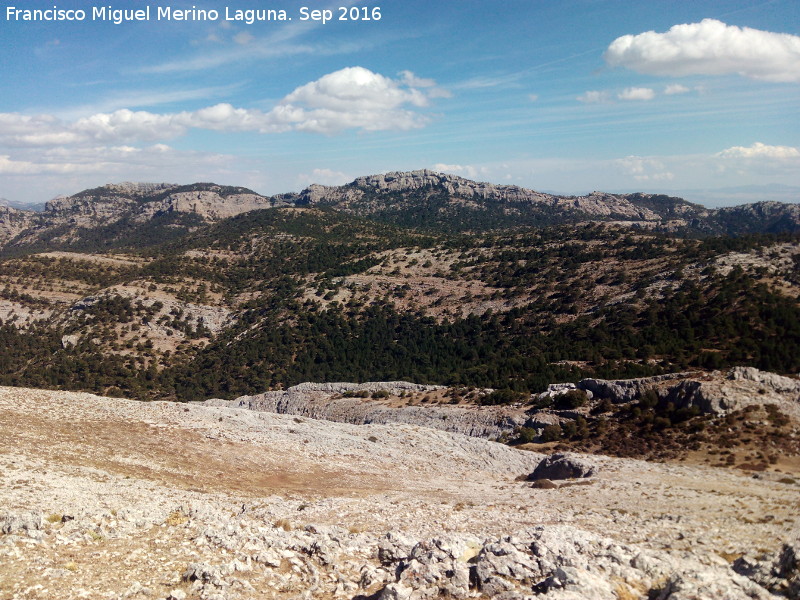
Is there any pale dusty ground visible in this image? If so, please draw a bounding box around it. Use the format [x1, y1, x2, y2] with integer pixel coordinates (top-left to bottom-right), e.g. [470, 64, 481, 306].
[0, 386, 798, 599]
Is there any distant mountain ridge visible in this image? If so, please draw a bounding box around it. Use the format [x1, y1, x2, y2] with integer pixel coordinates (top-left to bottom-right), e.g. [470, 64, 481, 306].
[290, 170, 704, 231]
[289, 170, 800, 235]
[1, 170, 798, 253]
[0, 182, 288, 253]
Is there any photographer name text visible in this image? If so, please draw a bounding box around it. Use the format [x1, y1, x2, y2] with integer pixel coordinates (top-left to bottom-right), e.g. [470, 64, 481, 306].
[5, 5, 382, 25]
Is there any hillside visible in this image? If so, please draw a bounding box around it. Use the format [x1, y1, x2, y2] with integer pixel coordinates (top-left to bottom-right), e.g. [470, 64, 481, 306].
[1, 173, 799, 599]
[0, 173, 798, 401]
[1, 387, 798, 599]
[0, 182, 287, 254]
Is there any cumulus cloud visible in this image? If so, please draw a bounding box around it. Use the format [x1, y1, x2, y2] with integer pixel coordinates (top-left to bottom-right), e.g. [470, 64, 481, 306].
[0, 67, 444, 146]
[179, 103, 268, 132]
[716, 142, 800, 159]
[604, 19, 800, 82]
[276, 66, 433, 133]
[664, 84, 690, 95]
[576, 90, 610, 103]
[74, 109, 186, 142]
[617, 87, 655, 101]
[0, 67, 446, 200]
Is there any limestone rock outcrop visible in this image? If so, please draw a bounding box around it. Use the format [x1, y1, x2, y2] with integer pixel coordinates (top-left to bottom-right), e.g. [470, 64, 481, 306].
[207, 381, 529, 440]
[527, 453, 597, 481]
[207, 367, 800, 443]
[574, 367, 800, 418]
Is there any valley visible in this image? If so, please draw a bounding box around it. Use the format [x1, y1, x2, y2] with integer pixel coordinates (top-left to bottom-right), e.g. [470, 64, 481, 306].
[0, 171, 799, 598]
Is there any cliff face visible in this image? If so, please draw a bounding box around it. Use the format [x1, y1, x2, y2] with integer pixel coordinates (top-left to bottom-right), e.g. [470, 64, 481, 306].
[43, 183, 278, 224]
[574, 366, 800, 419]
[0, 205, 35, 246]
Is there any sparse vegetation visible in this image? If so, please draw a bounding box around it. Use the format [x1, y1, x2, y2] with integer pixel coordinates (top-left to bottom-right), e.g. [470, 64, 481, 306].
[0, 191, 796, 404]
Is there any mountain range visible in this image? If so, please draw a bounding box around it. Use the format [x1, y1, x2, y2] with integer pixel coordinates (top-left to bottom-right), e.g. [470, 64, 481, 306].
[1, 170, 799, 255]
[0, 170, 798, 402]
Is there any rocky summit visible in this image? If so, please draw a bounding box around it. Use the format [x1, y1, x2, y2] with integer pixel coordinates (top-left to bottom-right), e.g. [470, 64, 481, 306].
[289, 170, 799, 234]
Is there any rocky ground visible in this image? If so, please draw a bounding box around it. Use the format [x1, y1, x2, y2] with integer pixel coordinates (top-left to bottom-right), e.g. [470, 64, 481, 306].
[1, 386, 798, 600]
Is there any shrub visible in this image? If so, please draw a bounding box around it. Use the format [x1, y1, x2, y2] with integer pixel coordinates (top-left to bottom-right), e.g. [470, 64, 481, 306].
[555, 389, 588, 409]
[516, 427, 537, 444]
[541, 424, 562, 442]
[639, 389, 659, 409]
[654, 416, 672, 430]
[480, 388, 527, 406]
[592, 398, 614, 414]
[274, 518, 292, 531]
[561, 421, 578, 438]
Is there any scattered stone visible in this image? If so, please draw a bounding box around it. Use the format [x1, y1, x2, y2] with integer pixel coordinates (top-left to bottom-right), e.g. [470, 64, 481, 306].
[0, 383, 796, 600]
[1, 512, 43, 535]
[528, 453, 596, 481]
[378, 582, 414, 600]
[530, 479, 559, 489]
[733, 533, 800, 598]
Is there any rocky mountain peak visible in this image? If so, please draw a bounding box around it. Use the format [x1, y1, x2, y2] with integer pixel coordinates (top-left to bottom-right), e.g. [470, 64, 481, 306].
[296, 170, 677, 225]
[45, 182, 180, 212]
[104, 182, 179, 197]
[351, 170, 556, 202]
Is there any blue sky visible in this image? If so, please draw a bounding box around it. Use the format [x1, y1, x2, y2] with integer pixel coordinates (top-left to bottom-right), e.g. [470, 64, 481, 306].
[1, 0, 798, 206]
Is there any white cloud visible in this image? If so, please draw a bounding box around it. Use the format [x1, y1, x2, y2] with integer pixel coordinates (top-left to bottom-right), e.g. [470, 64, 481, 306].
[400, 70, 451, 99]
[615, 156, 674, 182]
[284, 67, 428, 111]
[0, 67, 444, 146]
[528, 94, 539, 102]
[399, 70, 435, 88]
[432, 163, 485, 179]
[296, 168, 352, 187]
[617, 87, 656, 101]
[0, 67, 445, 201]
[716, 142, 800, 159]
[605, 19, 800, 82]
[233, 32, 254, 45]
[0, 153, 114, 175]
[276, 66, 433, 133]
[73, 109, 186, 142]
[664, 84, 690, 95]
[576, 90, 610, 103]
[453, 73, 525, 90]
[0, 143, 248, 187]
[178, 103, 268, 132]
